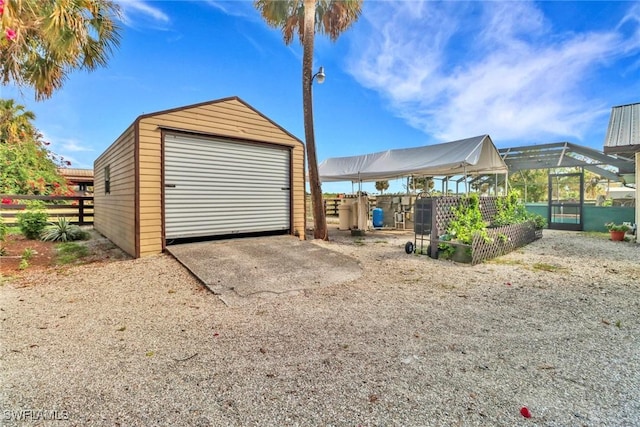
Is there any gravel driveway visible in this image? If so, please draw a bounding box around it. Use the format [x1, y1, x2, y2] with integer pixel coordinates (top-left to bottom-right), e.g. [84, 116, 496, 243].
[1, 229, 639, 426]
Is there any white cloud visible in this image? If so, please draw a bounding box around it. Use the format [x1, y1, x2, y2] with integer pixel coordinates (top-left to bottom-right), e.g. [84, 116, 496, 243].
[115, 0, 170, 29]
[59, 138, 94, 153]
[347, 1, 640, 145]
[202, 0, 257, 19]
[40, 132, 93, 169]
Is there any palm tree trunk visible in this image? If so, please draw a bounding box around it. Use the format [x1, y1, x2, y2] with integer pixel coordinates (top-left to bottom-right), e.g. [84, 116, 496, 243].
[302, 0, 328, 240]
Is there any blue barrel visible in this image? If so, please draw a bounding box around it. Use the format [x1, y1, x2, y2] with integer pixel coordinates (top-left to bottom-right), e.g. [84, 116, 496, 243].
[372, 208, 384, 228]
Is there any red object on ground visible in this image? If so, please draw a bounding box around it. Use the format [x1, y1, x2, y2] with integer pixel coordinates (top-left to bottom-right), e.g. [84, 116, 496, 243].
[520, 406, 532, 418]
[506, 282, 512, 286]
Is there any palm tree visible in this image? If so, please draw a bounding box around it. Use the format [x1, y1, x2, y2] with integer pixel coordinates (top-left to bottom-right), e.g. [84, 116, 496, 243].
[585, 174, 602, 200]
[375, 180, 389, 194]
[0, 98, 70, 194]
[0, 99, 36, 143]
[255, 0, 362, 240]
[0, 0, 121, 100]
[408, 176, 434, 193]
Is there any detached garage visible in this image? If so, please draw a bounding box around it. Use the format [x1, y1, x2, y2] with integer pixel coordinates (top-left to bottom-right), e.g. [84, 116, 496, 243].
[94, 97, 306, 258]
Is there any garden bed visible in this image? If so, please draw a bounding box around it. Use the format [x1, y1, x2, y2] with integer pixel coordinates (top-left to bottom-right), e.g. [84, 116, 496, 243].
[437, 222, 542, 265]
[471, 221, 541, 264]
[0, 234, 57, 273]
[429, 193, 546, 265]
[0, 229, 129, 276]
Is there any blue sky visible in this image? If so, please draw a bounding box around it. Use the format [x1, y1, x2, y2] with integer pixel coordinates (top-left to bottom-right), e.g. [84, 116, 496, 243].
[2, 0, 640, 194]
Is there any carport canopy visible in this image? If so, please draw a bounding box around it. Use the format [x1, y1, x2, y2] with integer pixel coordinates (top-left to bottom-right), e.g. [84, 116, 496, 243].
[318, 135, 507, 183]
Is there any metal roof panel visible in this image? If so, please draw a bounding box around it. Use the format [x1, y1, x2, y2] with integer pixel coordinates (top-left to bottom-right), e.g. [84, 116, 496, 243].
[604, 103, 640, 154]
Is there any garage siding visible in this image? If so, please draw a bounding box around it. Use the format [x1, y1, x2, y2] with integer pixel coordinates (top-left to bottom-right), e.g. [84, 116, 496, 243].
[164, 134, 291, 239]
[93, 124, 137, 257]
[137, 122, 163, 257]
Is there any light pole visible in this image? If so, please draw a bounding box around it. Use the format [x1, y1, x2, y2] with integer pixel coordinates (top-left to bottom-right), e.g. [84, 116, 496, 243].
[312, 66, 325, 84]
[305, 64, 327, 239]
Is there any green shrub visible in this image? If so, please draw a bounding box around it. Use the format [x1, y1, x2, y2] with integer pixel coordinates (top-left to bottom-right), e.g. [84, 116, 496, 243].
[21, 247, 35, 261]
[41, 217, 88, 242]
[0, 215, 7, 241]
[16, 201, 48, 239]
[447, 193, 489, 244]
[492, 190, 529, 226]
[529, 213, 547, 229]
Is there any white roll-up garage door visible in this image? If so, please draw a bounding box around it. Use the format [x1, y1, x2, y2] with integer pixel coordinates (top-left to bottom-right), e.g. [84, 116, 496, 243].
[164, 133, 291, 240]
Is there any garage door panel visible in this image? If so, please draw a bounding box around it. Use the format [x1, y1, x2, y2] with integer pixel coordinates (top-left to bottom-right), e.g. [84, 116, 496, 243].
[165, 205, 291, 216]
[164, 174, 288, 187]
[164, 134, 291, 239]
[166, 158, 289, 173]
[166, 144, 288, 163]
[164, 189, 289, 200]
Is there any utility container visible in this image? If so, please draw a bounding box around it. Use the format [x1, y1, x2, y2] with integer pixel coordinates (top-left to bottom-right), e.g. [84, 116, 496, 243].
[372, 207, 384, 228]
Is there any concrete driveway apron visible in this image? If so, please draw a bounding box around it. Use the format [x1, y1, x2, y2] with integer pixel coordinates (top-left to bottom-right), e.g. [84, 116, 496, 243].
[166, 235, 362, 306]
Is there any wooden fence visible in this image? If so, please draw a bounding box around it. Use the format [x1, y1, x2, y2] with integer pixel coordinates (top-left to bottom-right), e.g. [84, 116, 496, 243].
[306, 196, 378, 218]
[0, 194, 94, 226]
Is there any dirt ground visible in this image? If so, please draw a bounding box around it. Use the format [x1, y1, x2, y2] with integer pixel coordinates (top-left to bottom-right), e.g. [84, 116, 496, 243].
[0, 234, 57, 273]
[0, 229, 129, 276]
[1, 227, 639, 426]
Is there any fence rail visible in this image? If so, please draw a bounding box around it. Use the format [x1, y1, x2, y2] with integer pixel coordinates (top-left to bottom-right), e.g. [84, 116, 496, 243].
[306, 196, 378, 218]
[0, 194, 94, 226]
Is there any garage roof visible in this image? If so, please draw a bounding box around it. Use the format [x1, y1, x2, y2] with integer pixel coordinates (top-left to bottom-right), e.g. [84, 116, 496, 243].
[604, 102, 640, 155]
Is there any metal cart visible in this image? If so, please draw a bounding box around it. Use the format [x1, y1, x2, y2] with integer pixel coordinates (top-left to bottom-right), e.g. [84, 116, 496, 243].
[404, 192, 436, 257]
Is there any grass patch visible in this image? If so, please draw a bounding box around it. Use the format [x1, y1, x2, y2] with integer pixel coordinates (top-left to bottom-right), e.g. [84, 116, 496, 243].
[578, 231, 610, 240]
[55, 242, 90, 265]
[487, 259, 525, 266]
[6, 226, 22, 233]
[353, 238, 365, 246]
[0, 274, 18, 286]
[531, 262, 565, 272]
[374, 240, 388, 244]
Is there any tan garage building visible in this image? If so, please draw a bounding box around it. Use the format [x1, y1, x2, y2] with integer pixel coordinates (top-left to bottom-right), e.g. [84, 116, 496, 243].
[94, 97, 306, 258]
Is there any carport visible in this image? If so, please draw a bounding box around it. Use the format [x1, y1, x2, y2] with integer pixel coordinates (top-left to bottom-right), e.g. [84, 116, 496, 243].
[318, 135, 508, 229]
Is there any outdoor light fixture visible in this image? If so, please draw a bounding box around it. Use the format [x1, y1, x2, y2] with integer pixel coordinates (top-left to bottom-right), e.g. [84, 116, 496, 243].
[312, 66, 325, 84]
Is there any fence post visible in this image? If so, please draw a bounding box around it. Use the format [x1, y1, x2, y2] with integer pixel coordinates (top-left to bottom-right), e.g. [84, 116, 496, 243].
[79, 198, 85, 225]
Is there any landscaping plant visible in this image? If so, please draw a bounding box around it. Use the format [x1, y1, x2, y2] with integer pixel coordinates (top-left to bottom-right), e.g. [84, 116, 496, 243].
[0, 214, 6, 241]
[446, 193, 490, 245]
[492, 190, 547, 229]
[492, 191, 529, 226]
[21, 247, 35, 260]
[0, 215, 6, 255]
[41, 217, 88, 242]
[16, 201, 48, 239]
[605, 222, 630, 232]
